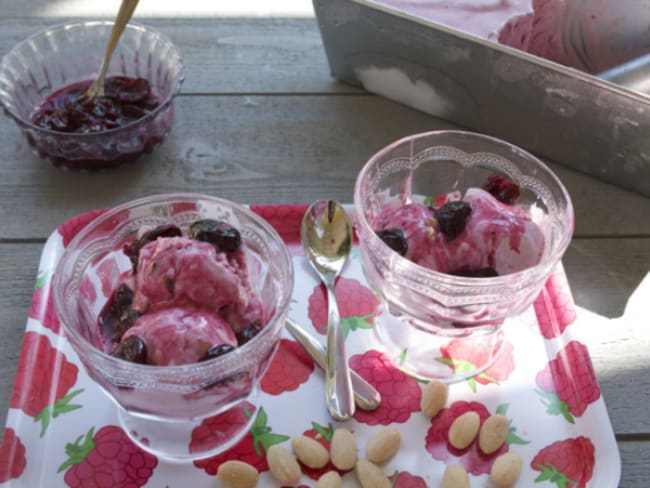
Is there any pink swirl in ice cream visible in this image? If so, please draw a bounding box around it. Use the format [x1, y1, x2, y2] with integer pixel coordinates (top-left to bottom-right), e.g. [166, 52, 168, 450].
[373, 178, 546, 276]
[99, 220, 264, 366]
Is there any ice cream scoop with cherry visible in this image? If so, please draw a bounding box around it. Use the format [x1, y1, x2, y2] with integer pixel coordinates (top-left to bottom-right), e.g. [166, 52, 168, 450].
[373, 175, 546, 277]
[99, 219, 264, 366]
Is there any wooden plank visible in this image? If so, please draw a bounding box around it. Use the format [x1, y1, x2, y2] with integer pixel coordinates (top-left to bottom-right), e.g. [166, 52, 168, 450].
[0, 95, 648, 238]
[0, 17, 359, 94]
[618, 441, 650, 487]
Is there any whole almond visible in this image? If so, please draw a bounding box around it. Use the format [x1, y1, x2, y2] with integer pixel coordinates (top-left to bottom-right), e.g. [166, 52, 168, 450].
[355, 459, 391, 488]
[315, 471, 343, 488]
[366, 427, 401, 464]
[479, 414, 509, 454]
[442, 464, 469, 488]
[266, 444, 301, 485]
[292, 435, 330, 468]
[330, 427, 357, 470]
[216, 460, 259, 488]
[491, 451, 523, 487]
[448, 411, 480, 450]
[420, 380, 449, 417]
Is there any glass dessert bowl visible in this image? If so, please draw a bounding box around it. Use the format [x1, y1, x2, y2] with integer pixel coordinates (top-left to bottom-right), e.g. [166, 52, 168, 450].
[53, 194, 294, 461]
[354, 130, 574, 382]
[0, 21, 184, 171]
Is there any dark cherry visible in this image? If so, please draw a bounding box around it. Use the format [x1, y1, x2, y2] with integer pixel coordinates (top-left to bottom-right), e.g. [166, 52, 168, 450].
[98, 284, 140, 342]
[434, 201, 472, 240]
[483, 174, 521, 205]
[123, 224, 182, 270]
[189, 219, 241, 253]
[235, 321, 262, 345]
[199, 344, 236, 362]
[111, 335, 147, 364]
[376, 228, 408, 256]
[30, 76, 160, 134]
[449, 266, 499, 278]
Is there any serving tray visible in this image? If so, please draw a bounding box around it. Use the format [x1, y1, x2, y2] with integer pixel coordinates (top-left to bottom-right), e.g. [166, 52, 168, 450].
[0, 205, 620, 487]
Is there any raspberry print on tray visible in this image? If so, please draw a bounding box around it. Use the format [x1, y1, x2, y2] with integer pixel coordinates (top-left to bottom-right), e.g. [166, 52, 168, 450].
[57, 425, 158, 488]
[307, 277, 378, 338]
[535, 341, 601, 423]
[425, 401, 529, 476]
[531, 436, 595, 488]
[260, 338, 315, 395]
[0, 428, 26, 483]
[10, 332, 83, 437]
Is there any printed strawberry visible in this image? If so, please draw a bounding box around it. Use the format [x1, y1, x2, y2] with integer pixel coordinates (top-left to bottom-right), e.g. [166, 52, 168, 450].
[58, 425, 157, 487]
[535, 341, 600, 423]
[307, 278, 378, 338]
[426, 401, 509, 475]
[10, 332, 83, 436]
[390, 469, 428, 487]
[58, 209, 107, 246]
[531, 436, 595, 488]
[299, 421, 353, 480]
[438, 335, 515, 392]
[192, 404, 289, 475]
[28, 270, 61, 334]
[250, 204, 309, 247]
[261, 338, 315, 395]
[0, 428, 26, 482]
[534, 271, 577, 339]
[350, 350, 421, 425]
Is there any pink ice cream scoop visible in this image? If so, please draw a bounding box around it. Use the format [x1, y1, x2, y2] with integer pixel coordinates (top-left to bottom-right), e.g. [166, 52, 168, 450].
[122, 308, 238, 366]
[374, 187, 545, 275]
[499, 0, 650, 73]
[132, 236, 248, 315]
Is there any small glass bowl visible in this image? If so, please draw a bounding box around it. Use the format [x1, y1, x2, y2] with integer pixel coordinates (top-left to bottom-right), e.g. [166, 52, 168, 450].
[354, 130, 574, 382]
[0, 21, 184, 171]
[53, 194, 294, 460]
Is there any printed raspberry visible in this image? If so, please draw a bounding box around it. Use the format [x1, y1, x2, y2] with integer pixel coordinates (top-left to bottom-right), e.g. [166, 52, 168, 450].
[425, 401, 509, 475]
[192, 404, 289, 475]
[250, 204, 309, 254]
[58, 425, 158, 487]
[58, 209, 107, 246]
[28, 270, 61, 334]
[307, 277, 378, 337]
[531, 436, 595, 488]
[261, 338, 315, 395]
[438, 336, 515, 392]
[350, 350, 421, 425]
[390, 469, 428, 487]
[534, 271, 577, 339]
[535, 341, 600, 423]
[0, 428, 26, 482]
[299, 422, 353, 480]
[10, 332, 83, 436]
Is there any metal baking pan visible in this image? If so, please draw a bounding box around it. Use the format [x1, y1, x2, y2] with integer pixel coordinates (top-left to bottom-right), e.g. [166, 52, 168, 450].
[312, 0, 650, 197]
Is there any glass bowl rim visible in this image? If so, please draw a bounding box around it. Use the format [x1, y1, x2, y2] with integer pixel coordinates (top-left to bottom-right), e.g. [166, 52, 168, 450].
[52, 192, 295, 374]
[0, 20, 185, 137]
[353, 129, 575, 286]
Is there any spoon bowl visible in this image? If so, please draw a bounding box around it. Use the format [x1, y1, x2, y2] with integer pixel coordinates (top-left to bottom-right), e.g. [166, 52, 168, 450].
[301, 200, 356, 421]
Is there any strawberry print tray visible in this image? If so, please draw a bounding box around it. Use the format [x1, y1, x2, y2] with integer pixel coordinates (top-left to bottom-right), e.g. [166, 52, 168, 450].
[0, 205, 620, 487]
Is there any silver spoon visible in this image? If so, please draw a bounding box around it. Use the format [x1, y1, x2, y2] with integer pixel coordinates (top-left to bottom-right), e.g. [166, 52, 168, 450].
[301, 200, 355, 421]
[79, 0, 140, 100]
[285, 318, 381, 411]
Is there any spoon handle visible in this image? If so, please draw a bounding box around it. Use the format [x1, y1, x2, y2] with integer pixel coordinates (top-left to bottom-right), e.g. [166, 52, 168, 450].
[86, 0, 140, 98]
[324, 281, 356, 421]
[285, 318, 381, 411]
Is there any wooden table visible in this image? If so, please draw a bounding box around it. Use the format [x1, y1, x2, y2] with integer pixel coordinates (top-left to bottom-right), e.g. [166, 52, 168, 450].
[1, 2, 649, 486]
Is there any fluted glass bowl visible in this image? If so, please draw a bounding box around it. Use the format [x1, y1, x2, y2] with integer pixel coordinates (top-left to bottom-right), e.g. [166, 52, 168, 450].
[53, 194, 294, 460]
[354, 130, 574, 382]
[0, 21, 184, 171]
